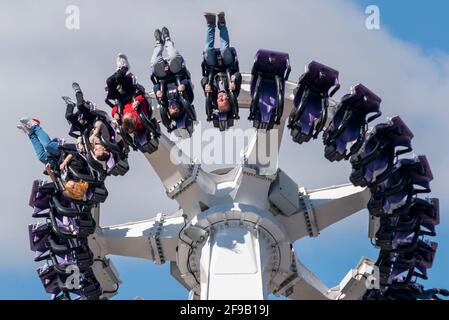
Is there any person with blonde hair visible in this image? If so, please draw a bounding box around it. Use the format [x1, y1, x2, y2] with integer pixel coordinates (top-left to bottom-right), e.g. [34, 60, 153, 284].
[18, 118, 90, 201]
[45, 163, 89, 201]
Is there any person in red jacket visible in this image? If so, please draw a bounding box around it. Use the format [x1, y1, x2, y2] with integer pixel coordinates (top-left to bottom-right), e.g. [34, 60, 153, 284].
[112, 94, 150, 135]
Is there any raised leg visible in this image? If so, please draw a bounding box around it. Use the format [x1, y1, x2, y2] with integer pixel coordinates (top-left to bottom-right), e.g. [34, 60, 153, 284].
[165, 40, 184, 74]
[150, 44, 166, 78]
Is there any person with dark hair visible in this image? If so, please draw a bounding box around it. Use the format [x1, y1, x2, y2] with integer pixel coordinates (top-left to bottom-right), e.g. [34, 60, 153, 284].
[111, 94, 151, 136]
[201, 12, 241, 119]
[63, 82, 112, 162]
[63, 82, 97, 136]
[151, 27, 194, 130]
[104, 53, 151, 136]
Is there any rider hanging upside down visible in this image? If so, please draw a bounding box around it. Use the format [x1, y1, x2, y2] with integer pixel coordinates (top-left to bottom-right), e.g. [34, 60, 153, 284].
[151, 27, 196, 136]
[105, 54, 151, 135]
[17, 119, 89, 201]
[105, 54, 137, 110]
[111, 92, 151, 136]
[201, 12, 241, 130]
[63, 82, 97, 136]
[105, 54, 160, 154]
[63, 82, 111, 162]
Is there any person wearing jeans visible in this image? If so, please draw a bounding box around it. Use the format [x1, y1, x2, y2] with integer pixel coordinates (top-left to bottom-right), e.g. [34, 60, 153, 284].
[204, 12, 234, 67]
[201, 12, 241, 117]
[18, 118, 90, 201]
[17, 118, 61, 169]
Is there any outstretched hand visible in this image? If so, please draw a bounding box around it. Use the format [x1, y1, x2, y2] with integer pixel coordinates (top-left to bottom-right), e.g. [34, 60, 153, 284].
[59, 162, 67, 171]
[156, 90, 163, 98]
[132, 100, 140, 110]
[229, 82, 236, 91]
[45, 163, 57, 184]
[205, 84, 213, 93]
[177, 84, 186, 92]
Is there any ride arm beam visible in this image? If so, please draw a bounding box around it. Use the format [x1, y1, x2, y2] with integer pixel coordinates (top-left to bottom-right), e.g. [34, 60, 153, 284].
[274, 255, 376, 300]
[275, 184, 371, 242]
[308, 184, 371, 233]
[90, 212, 185, 264]
[144, 133, 193, 195]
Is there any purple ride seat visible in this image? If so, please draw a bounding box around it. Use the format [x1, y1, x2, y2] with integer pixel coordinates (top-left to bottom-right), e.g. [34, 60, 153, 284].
[395, 198, 440, 236]
[417, 198, 440, 235]
[29, 180, 54, 215]
[29, 222, 93, 270]
[133, 126, 160, 154]
[288, 61, 340, 144]
[50, 209, 96, 239]
[81, 119, 130, 178]
[29, 223, 53, 259]
[323, 84, 382, 162]
[249, 49, 291, 130]
[38, 264, 101, 300]
[156, 81, 195, 137]
[383, 281, 424, 300]
[368, 155, 433, 217]
[350, 116, 414, 187]
[171, 111, 195, 139]
[67, 102, 106, 138]
[202, 48, 240, 130]
[390, 240, 438, 283]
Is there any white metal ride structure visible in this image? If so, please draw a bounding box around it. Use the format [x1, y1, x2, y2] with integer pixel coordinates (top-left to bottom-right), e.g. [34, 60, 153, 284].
[27, 47, 443, 300]
[86, 73, 380, 300]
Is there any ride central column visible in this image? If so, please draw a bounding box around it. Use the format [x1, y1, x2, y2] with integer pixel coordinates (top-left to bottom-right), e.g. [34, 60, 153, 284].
[199, 219, 273, 300]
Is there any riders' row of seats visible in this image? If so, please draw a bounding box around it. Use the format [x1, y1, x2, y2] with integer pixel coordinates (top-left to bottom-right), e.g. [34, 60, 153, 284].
[28, 179, 102, 300]
[286, 60, 443, 300]
[365, 154, 440, 299]
[108, 48, 295, 136]
[288, 62, 382, 163]
[27, 88, 136, 299]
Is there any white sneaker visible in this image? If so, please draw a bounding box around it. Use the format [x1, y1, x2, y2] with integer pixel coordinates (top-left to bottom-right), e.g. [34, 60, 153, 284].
[20, 117, 40, 129]
[17, 124, 31, 135]
[62, 96, 75, 106]
[116, 53, 130, 70]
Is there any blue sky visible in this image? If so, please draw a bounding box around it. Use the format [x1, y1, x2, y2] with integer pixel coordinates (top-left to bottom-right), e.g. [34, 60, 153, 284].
[1, 0, 448, 300]
[356, 0, 449, 52]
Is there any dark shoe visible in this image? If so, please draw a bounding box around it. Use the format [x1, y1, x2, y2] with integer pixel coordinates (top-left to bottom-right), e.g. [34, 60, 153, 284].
[204, 12, 216, 26]
[72, 82, 82, 93]
[72, 82, 84, 105]
[217, 12, 226, 26]
[161, 27, 171, 42]
[154, 28, 163, 44]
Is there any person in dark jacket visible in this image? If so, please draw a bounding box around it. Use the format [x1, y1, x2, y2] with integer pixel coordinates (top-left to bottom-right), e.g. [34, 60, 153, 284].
[151, 27, 195, 130]
[63, 82, 97, 136]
